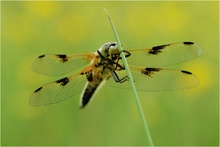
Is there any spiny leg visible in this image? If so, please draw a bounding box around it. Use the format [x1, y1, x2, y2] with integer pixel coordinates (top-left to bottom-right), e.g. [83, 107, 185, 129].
[114, 50, 131, 70]
[110, 69, 129, 83]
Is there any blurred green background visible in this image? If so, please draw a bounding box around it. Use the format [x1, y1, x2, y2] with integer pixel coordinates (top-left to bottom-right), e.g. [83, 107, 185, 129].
[1, 1, 219, 146]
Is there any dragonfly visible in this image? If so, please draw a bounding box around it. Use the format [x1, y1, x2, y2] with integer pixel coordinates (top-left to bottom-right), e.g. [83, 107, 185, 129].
[30, 41, 202, 108]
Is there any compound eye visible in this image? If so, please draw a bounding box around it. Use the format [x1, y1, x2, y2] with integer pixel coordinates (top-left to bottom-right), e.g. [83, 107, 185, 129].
[109, 42, 118, 50]
[102, 43, 110, 51]
[110, 42, 118, 47]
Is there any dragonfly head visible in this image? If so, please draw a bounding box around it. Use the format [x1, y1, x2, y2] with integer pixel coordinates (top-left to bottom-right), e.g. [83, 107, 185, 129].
[98, 42, 118, 57]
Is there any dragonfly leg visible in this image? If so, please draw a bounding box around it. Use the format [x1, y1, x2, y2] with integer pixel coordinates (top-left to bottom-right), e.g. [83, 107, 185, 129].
[117, 50, 131, 59]
[97, 50, 106, 60]
[97, 50, 123, 70]
[97, 49, 131, 71]
[110, 69, 129, 83]
[122, 50, 131, 58]
[97, 50, 129, 83]
[114, 50, 131, 70]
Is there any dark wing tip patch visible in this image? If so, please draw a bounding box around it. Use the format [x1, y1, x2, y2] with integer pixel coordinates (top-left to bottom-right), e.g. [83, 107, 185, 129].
[181, 70, 192, 74]
[183, 42, 194, 45]
[34, 87, 43, 93]
[56, 77, 69, 86]
[38, 55, 45, 58]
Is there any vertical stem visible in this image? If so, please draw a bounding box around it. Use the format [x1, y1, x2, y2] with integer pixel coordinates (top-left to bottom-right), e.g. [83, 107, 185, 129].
[104, 9, 154, 146]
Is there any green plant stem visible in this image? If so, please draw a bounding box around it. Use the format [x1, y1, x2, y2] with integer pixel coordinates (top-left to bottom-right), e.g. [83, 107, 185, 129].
[104, 9, 154, 146]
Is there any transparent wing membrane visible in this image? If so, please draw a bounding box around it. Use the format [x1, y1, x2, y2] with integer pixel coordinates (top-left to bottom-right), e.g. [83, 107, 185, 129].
[126, 42, 202, 67]
[32, 53, 95, 76]
[30, 72, 87, 106]
[107, 65, 199, 91]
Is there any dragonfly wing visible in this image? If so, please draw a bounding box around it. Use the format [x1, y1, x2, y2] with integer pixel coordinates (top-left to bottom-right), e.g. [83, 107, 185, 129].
[32, 53, 95, 76]
[30, 72, 87, 106]
[126, 42, 202, 67]
[106, 65, 199, 91]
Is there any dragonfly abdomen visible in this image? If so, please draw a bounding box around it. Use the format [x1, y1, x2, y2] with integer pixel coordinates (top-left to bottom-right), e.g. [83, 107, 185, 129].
[80, 79, 104, 108]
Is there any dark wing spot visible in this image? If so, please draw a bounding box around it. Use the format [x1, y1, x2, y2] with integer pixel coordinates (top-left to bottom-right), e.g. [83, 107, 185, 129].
[149, 44, 169, 55]
[57, 54, 68, 62]
[183, 42, 194, 45]
[56, 77, 69, 86]
[38, 55, 45, 58]
[181, 70, 192, 74]
[34, 87, 43, 93]
[142, 68, 161, 76]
